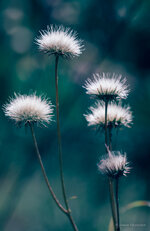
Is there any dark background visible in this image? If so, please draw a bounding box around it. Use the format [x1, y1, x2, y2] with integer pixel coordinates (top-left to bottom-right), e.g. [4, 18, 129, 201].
[0, 0, 150, 230]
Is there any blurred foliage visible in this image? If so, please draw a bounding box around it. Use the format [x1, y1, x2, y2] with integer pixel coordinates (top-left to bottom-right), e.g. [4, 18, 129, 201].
[109, 201, 150, 231]
[0, 0, 150, 230]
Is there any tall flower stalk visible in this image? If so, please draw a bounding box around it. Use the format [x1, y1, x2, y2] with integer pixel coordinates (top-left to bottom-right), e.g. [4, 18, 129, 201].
[54, 55, 67, 206]
[84, 73, 132, 231]
[36, 25, 83, 231]
[54, 55, 78, 231]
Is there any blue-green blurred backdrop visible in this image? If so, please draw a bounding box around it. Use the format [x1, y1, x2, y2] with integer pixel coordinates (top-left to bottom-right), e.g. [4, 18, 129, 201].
[0, 0, 150, 230]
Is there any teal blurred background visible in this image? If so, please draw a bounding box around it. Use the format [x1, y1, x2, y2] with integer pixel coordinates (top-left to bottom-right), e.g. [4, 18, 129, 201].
[0, 0, 150, 230]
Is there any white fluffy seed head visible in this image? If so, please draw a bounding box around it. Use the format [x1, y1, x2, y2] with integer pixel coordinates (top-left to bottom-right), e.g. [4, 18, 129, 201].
[36, 25, 83, 59]
[84, 102, 132, 129]
[98, 151, 130, 178]
[83, 73, 129, 101]
[3, 94, 54, 127]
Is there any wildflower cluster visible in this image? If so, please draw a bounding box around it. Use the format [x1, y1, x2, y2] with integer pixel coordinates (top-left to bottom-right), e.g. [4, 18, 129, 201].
[84, 72, 132, 177]
[3, 22, 135, 231]
[84, 72, 133, 231]
[3, 25, 83, 231]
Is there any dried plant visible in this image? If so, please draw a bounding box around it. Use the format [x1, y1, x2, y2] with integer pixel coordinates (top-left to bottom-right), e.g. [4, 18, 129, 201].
[84, 73, 132, 231]
[36, 24, 84, 231]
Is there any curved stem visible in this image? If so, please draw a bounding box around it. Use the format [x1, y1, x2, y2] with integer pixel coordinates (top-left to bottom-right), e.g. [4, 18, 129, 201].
[108, 178, 117, 231]
[29, 122, 67, 214]
[115, 178, 120, 231]
[54, 55, 78, 231]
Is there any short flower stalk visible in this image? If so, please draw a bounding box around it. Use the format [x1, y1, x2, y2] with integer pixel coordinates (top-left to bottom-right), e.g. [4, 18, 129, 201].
[105, 99, 108, 147]
[3, 94, 67, 213]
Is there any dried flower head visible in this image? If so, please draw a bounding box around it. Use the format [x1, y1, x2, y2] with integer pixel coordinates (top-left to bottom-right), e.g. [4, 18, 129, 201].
[36, 25, 83, 59]
[3, 94, 53, 126]
[84, 102, 132, 129]
[98, 151, 130, 178]
[83, 73, 129, 101]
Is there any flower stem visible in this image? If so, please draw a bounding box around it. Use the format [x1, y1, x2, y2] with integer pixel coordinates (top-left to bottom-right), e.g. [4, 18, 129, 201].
[54, 55, 78, 231]
[115, 177, 120, 231]
[104, 101, 117, 231]
[108, 127, 112, 151]
[55, 55, 68, 209]
[108, 178, 117, 231]
[114, 127, 119, 150]
[105, 100, 108, 148]
[29, 122, 67, 215]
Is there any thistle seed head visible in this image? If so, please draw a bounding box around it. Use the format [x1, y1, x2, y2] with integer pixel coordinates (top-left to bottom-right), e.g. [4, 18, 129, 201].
[83, 73, 129, 101]
[98, 151, 130, 178]
[3, 93, 54, 127]
[84, 102, 132, 129]
[36, 25, 83, 59]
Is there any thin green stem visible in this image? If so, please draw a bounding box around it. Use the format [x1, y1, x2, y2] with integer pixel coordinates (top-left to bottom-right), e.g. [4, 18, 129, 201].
[29, 122, 67, 214]
[105, 100, 108, 149]
[104, 100, 117, 230]
[54, 55, 78, 231]
[114, 127, 119, 150]
[55, 55, 68, 210]
[108, 127, 112, 151]
[115, 178, 120, 231]
[108, 178, 117, 231]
